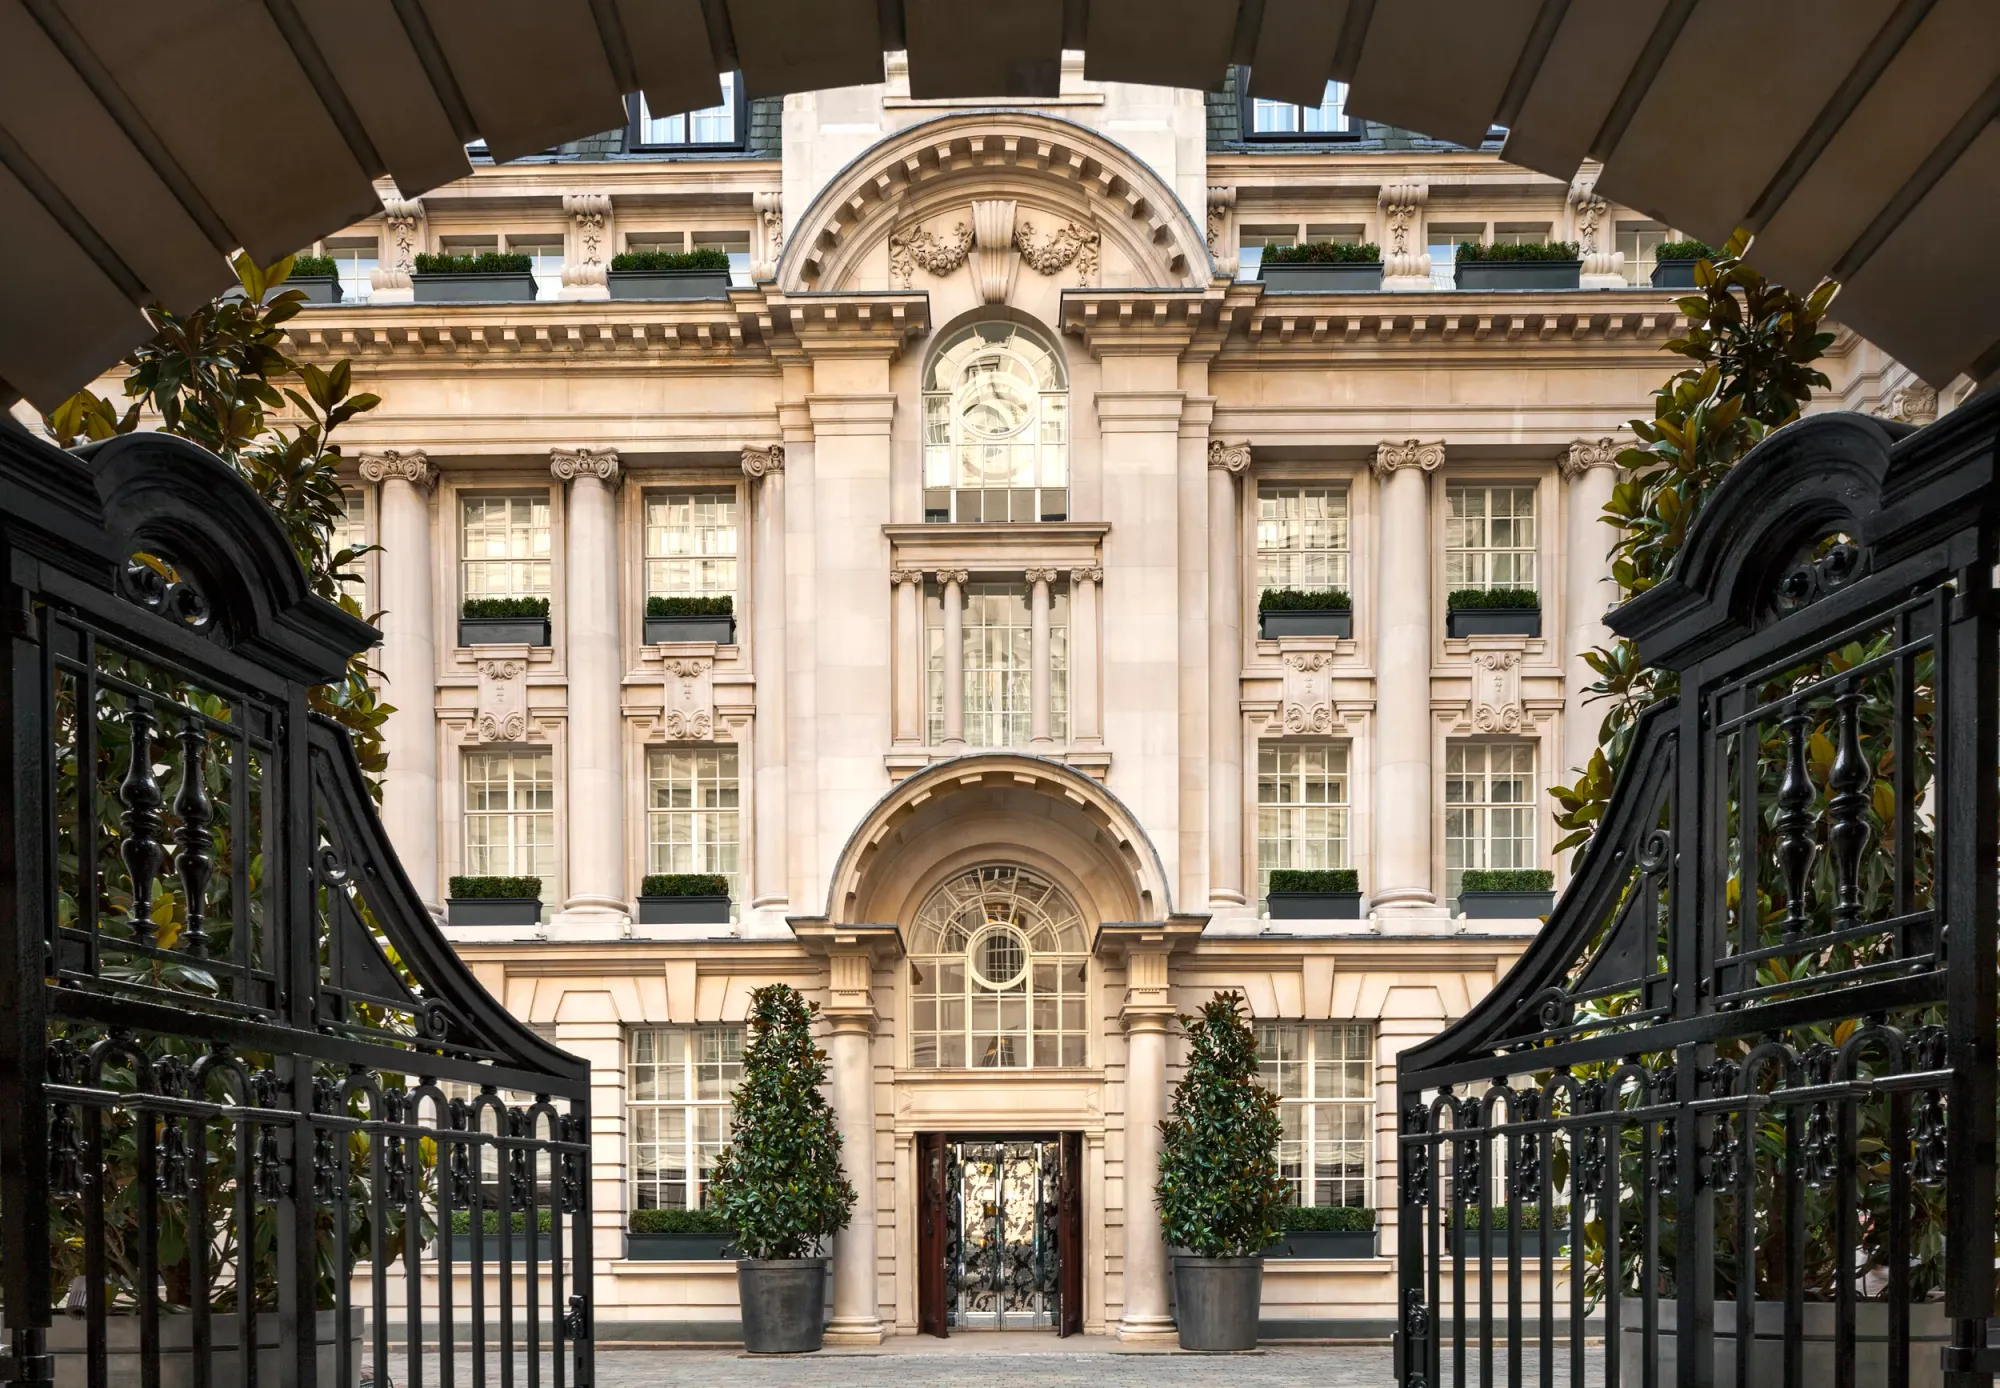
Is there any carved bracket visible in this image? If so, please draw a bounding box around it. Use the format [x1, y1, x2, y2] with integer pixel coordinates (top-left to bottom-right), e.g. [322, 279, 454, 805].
[1282, 651, 1337, 735]
[476, 659, 528, 742]
[662, 656, 715, 741]
[1471, 651, 1524, 733]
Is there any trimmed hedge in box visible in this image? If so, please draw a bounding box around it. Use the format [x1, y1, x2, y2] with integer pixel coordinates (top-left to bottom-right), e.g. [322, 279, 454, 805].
[645, 594, 734, 645]
[445, 1207, 552, 1262]
[447, 876, 542, 926]
[636, 873, 731, 926]
[286, 254, 343, 304]
[1454, 241, 1581, 291]
[1444, 1204, 1568, 1258]
[627, 1206, 734, 1259]
[1259, 242, 1383, 292]
[1650, 242, 1716, 289]
[609, 247, 733, 300]
[1446, 587, 1540, 638]
[1458, 868, 1555, 920]
[461, 596, 551, 647]
[1258, 587, 1352, 640]
[413, 251, 537, 302]
[1267, 868, 1361, 921]
[1267, 1204, 1377, 1258]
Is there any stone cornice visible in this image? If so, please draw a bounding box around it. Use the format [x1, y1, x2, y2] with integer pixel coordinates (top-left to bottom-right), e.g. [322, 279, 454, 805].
[550, 446, 621, 485]
[357, 448, 436, 489]
[1373, 439, 1445, 476]
[1059, 286, 1242, 358]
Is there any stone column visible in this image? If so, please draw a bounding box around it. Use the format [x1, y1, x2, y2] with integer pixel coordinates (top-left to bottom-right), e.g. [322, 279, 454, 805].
[550, 448, 626, 930]
[1069, 567, 1102, 745]
[1379, 183, 1431, 292]
[744, 444, 789, 924]
[939, 569, 968, 748]
[1028, 567, 1056, 748]
[1118, 948, 1176, 1342]
[359, 450, 438, 909]
[824, 949, 884, 1344]
[1372, 440, 1444, 915]
[1562, 439, 1622, 783]
[1207, 441, 1251, 910]
[890, 569, 923, 745]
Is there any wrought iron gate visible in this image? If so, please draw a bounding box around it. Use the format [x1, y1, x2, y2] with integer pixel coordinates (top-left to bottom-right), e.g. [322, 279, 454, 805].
[1396, 401, 1998, 1387]
[944, 1139, 1061, 1330]
[0, 424, 594, 1387]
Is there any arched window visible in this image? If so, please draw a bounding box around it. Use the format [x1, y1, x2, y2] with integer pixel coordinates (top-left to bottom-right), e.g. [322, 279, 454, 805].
[909, 865, 1088, 1068]
[922, 323, 1068, 524]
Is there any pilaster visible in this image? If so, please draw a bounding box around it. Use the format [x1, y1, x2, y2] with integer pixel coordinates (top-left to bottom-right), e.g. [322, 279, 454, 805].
[359, 449, 438, 910]
[744, 443, 791, 934]
[1561, 437, 1622, 798]
[1207, 439, 1251, 915]
[1371, 440, 1444, 921]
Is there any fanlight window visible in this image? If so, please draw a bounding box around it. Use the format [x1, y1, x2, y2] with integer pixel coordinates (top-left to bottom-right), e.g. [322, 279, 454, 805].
[909, 866, 1088, 1068]
[922, 323, 1069, 524]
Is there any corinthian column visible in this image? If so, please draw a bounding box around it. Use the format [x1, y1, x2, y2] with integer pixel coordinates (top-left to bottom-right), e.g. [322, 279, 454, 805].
[1372, 441, 1444, 917]
[1117, 947, 1176, 1342]
[1027, 567, 1056, 748]
[1207, 440, 1251, 911]
[823, 946, 885, 1344]
[744, 445, 789, 927]
[550, 447, 626, 931]
[1562, 439, 1622, 784]
[939, 569, 968, 748]
[891, 569, 923, 745]
[360, 450, 439, 910]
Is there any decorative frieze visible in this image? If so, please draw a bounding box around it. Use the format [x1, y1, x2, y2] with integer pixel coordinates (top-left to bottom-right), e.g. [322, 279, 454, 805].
[662, 656, 716, 741]
[1378, 183, 1430, 291]
[475, 659, 529, 743]
[889, 219, 972, 289]
[1207, 439, 1252, 474]
[550, 446, 621, 486]
[1373, 439, 1445, 476]
[1015, 218, 1099, 285]
[1470, 650, 1524, 733]
[1281, 651, 1336, 735]
[1561, 437, 1621, 478]
[742, 443, 785, 479]
[358, 449, 436, 490]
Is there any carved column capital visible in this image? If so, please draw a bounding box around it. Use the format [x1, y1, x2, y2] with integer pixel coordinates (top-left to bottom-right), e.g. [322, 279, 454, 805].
[550, 447, 622, 487]
[1207, 438, 1252, 473]
[742, 443, 785, 479]
[1068, 566, 1103, 586]
[358, 449, 436, 490]
[890, 567, 925, 586]
[1372, 439, 1445, 477]
[935, 568, 970, 587]
[1024, 567, 1060, 585]
[1875, 384, 1939, 425]
[1561, 437, 1622, 478]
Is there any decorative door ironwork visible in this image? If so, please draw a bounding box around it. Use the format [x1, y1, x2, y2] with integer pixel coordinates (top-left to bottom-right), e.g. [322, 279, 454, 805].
[944, 1139, 1061, 1330]
[1395, 403, 1998, 1387]
[0, 425, 594, 1387]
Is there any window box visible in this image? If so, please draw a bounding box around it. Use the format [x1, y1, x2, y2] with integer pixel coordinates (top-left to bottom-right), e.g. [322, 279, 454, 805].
[446, 896, 542, 926]
[460, 615, 551, 646]
[1650, 259, 1702, 289]
[1267, 890, 1362, 920]
[290, 276, 343, 304]
[634, 894, 730, 925]
[645, 614, 734, 645]
[626, 1230, 734, 1260]
[1446, 608, 1540, 639]
[1259, 609, 1351, 640]
[609, 268, 733, 301]
[414, 272, 539, 303]
[446, 1229, 548, 1262]
[1258, 261, 1383, 293]
[1265, 1229, 1376, 1258]
[1458, 889, 1555, 919]
[1445, 1225, 1568, 1258]
[1454, 260, 1581, 292]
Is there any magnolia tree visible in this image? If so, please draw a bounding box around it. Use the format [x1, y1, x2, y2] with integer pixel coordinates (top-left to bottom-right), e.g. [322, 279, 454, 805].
[1156, 991, 1288, 1257]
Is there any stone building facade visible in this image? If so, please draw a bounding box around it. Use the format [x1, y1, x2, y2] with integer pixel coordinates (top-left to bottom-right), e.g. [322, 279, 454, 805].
[290, 63, 1945, 1341]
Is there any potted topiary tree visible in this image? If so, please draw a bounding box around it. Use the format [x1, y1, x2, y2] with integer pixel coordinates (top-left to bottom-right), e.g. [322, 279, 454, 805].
[708, 984, 856, 1354]
[1157, 991, 1288, 1352]
[1456, 867, 1555, 918]
[1257, 587, 1352, 640]
[1445, 586, 1541, 638]
[460, 595, 551, 646]
[287, 253, 343, 303]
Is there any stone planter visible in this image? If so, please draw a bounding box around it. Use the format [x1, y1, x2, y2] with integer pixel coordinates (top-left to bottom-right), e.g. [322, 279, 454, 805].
[737, 1257, 827, 1354]
[635, 894, 731, 925]
[1258, 261, 1383, 292]
[627, 1230, 734, 1259]
[447, 896, 542, 926]
[1454, 260, 1582, 291]
[645, 614, 735, 645]
[1446, 1225, 1566, 1257]
[413, 272, 538, 302]
[1619, 1297, 1949, 1388]
[1651, 259, 1703, 289]
[1259, 609, 1351, 640]
[1446, 608, 1541, 638]
[8, 1308, 362, 1388]
[1265, 1229, 1375, 1258]
[609, 269, 733, 300]
[289, 276, 343, 304]
[1267, 890, 1362, 920]
[1458, 890, 1555, 919]
[1174, 1256, 1263, 1351]
[459, 616, 551, 646]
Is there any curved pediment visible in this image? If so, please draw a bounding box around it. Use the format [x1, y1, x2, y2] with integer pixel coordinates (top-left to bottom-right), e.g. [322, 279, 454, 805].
[777, 112, 1213, 297]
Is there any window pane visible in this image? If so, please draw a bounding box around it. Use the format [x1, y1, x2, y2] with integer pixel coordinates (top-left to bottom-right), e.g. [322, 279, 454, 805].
[921, 324, 1068, 524]
[1444, 741, 1538, 902]
[647, 747, 742, 915]
[1256, 743, 1350, 909]
[462, 749, 555, 891]
[628, 1025, 743, 1211]
[645, 489, 739, 599]
[1445, 484, 1537, 592]
[907, 866, 1086, 1071]
[461, 494, 552, 601]
[1256, 484, 1350, 595]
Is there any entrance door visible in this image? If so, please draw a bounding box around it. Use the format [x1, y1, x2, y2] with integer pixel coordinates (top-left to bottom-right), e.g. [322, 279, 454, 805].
[920, 1136, 1068, 1332]
[917, 1133, 950, 1337]
[1057, 1131, 1083, 1336]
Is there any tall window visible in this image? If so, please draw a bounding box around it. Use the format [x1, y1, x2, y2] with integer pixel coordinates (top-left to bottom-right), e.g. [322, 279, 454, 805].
[1248, 81, 1351, 136]
[628, 1026, 742, 1211]
[1256, 1022, 1373, 1207]
[1445, 484, 1537, 592]
[922, 323, 1068, 524]
[909, 866, 1088, 1069]
[636, 75, 739, 147]
[646, 747, 741, 907]
[1256, 483, 1350, 597]
[1256, 743, 1350, 909]
[924, 581, 1069, 747]
[325, 239, 376, 302]
[1444, 741, 1537, 903]
[644, 489, 738, 600]
[461, 494, 552, 603]
[463, 749, 555, 893]
[511, 236, 564, 299]
[1618, 224, 1669, 285]
[331, 488, 367, 598]
[1428, 228, 1484, 289]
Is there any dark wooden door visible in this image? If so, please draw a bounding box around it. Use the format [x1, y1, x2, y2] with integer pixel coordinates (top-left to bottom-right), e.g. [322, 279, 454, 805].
[1057, 1132, 1084, 1337]
[918, 1132, 949, 1337]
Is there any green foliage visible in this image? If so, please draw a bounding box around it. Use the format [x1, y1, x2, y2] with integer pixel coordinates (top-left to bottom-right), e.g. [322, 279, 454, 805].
[1447, 1205, 1553, 1231]
[1455, 240, 1579, 263]
[1446, 586, 1540, 610]
[646, 594, 734, 617]
[629, 1206, 731, 1234]
[462, 596, 551, 620]
[1157, 992, 1288, 1258]
[1261, 241, 1382, 265]
[641, 873, 730, 898]
[448, 876, 542, 899]
[612, 248, 732, 273]
[1259, 587, 1351, 612]
[1278, 1204, 1375, 1233]
[413, 251, 533, 275]
[1267, 869, 1359, 894]
[290, 254, 339, 279]
[449, 1207, 553, 1234]
[1654, 240, 1716, 262]
[1458, 868, 1553, 892]
[708, 984, 856, 1260]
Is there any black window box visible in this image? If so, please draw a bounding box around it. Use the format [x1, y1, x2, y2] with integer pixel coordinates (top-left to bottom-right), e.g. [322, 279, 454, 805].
[1267, 891, 1362, 920]
[1446, 608, 1540, 639]
[445, 1230, 547, 1263]
[1258, 262, 1383, 293]
[1259, 609, 1352, 640]
[609, 269, 733, 300]
[635, 895, 731, 925]
[645, 614, 735, 645]
[414, 273, 539, 303]
[460, 616, 551, 646]
[626, 1231, 734, 1260]
[290, 276, 343, 304]
[1457, 890, 1555, 919]
[447, 897, 542, 926]
[1445, 1226, 1567, 1258]
[1454, 260, 1581, 292]
[1650, 259, 1702, 289]
[1264, 1230, 1376, 1258]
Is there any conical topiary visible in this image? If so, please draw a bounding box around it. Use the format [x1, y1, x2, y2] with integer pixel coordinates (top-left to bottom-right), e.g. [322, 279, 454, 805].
[708, 983, 857, 1259]
[1156, 990, 1288, 1257]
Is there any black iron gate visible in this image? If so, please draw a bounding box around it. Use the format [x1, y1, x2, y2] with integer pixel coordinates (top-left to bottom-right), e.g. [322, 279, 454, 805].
[1396, 401, 1998, 1387]
[0, 423, 594, 1387]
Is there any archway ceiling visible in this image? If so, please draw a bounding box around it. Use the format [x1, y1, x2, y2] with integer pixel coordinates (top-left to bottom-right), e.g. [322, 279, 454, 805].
[2, 0, 1996, 410]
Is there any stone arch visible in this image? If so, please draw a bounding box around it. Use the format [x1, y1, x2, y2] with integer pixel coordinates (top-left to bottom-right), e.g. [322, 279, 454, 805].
[777, 111, 1213, 295]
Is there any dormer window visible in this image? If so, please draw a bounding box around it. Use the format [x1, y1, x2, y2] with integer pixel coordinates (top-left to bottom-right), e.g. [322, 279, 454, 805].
[922, 323, 1068, 524]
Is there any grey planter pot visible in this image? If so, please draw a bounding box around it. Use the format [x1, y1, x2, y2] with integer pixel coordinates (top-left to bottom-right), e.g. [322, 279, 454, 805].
[1650, 259, 1703, 289]
[609, 269, 733, 300]
[737, 1258, 827, 1354]
[414, 272, 539, 303]
[1258, 609, 1352, 640]
[1458, 889, 1555, 919]
[447, 896, 542, 926]
[1454, 259, 1582, 291]
[645, 613, 735, 644]
[10, 1308, 362, 1388]
[1265, 1229, 1376, 1258]
[289, 276, 343, 304]
[627, 1230, 734, 1259]
[1267, 890, 1362, 920]
[460, 616, 551, 646]
[1174, 1256, 1263, 1351]
[1621, 1298, 1950, 1388]
[1446, 1225, 1567, 1258]
[635, 894, 731, 925]
[1446, 608, 1541, 638]
[447, 1229, 547, 1263]
[1258, 261, 1383, 292]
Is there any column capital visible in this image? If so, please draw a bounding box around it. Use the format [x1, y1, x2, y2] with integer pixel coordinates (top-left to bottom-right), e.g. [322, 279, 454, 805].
[935, 567, 969, 587]
[742, 442, 785, 478]
[890, 566, 925, 586]
[1373, 439, 1445, 477]
[1068, 565, 1102, 585]
[358, 449, 435, 490]
[1024, 566, 1059, 585]
[1207, 438, 1252, 473]
[1561, 437, 1622, 479]
[551, 446, 621, 487]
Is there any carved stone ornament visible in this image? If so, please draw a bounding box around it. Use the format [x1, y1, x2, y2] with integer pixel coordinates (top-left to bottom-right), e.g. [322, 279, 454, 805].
[935, 568, 970, 587]
[1015, 218, 1100, 285]
[971, 199, 1019, 304]
[1206, 186, 1235, 253]
[1069, 566, 1103, 585]
[475, 659, 528, 743]
[890, 567, 925, 586]
[1876, 384, 1939, 425]
[1208, 439, 1252, 474]
[550, 447, 622, 486]
[1282, 651, 1336, 735]
[1472, 650, 1524, 733]
[889, 219, 972, 289]
[1378, 182, 1430, 283]
[752, 191, 784, 281]
[741, 443, 785, 479]
[1373, 439, 1445, 476]
[1567, 177, 1622, 284]
[358, 449, 436, 490]
[561, 193, 611, 288]
[662, 656, 715, 741]
[372, 198, 424, 292]
[1024, 566, 1060, 585]
[1562, 437, 1621, 479]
